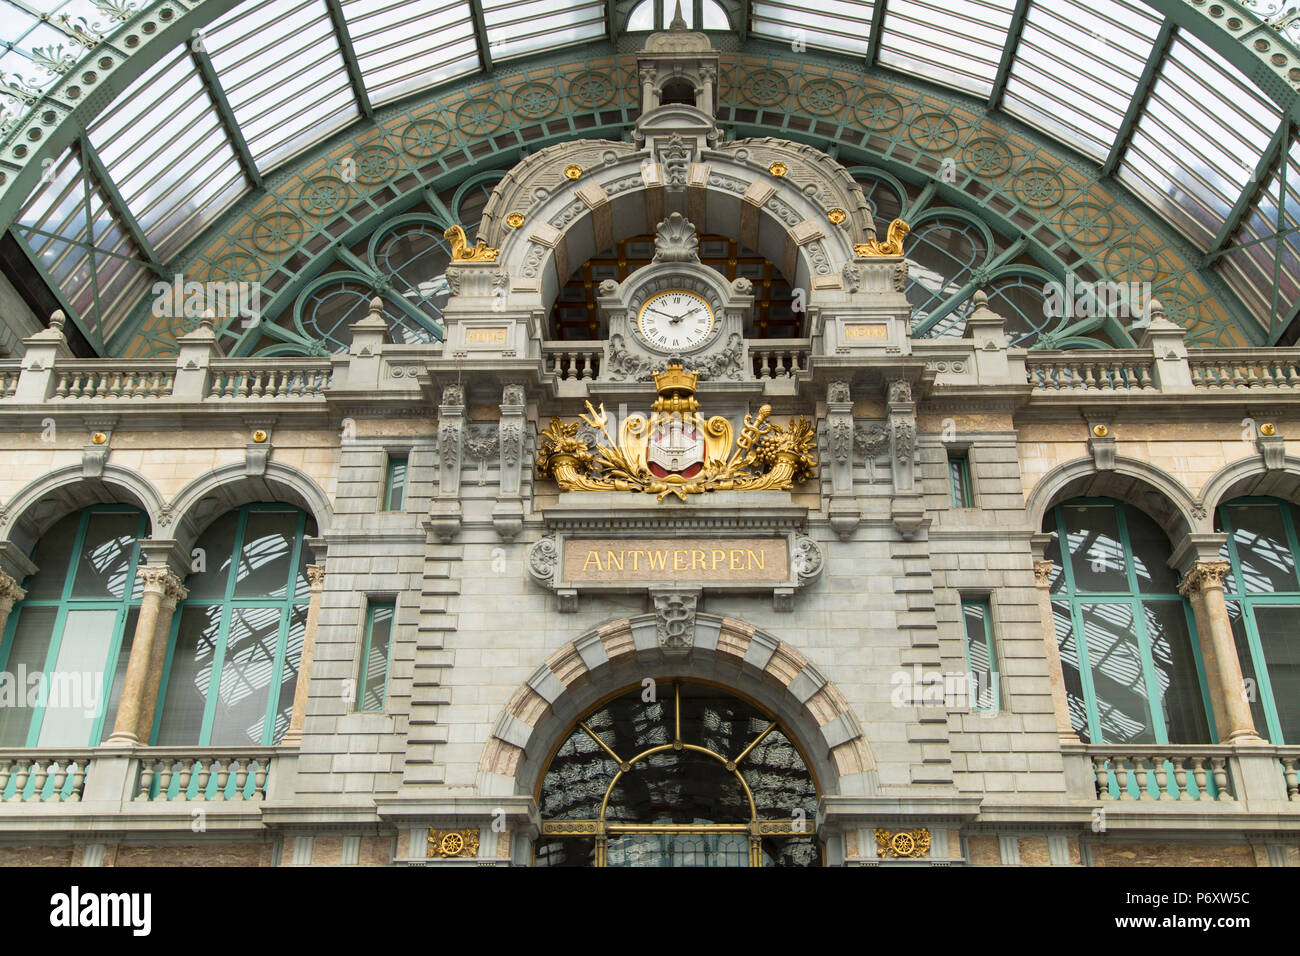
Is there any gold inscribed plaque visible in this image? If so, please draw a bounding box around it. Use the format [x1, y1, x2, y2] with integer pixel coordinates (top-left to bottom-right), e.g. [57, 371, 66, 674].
[562, 537, 789, 584]
[465, 327, 508, 346]
[843, 323, 888, 341]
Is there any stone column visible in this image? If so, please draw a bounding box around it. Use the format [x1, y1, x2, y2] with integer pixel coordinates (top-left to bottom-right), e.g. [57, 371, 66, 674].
[105, 566, 187, 746]
[281, 564, 326, 747]
[0, 570, 26, 636]
[1180, 561, 1262, 744]
[1033, 561, 1078, 744]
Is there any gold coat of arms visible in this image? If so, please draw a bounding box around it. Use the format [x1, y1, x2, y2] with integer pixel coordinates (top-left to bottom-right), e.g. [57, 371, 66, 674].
[537, 365, 817, 501]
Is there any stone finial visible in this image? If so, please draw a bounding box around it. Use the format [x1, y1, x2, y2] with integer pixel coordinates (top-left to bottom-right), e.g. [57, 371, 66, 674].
[1148, 296, 1164, 322]
[48, 309, 66, 334]
[972, 290, 988, 310]
[369, 296, 383, 318]
[669, 0, 687, 29]
[200, 309, 216, 331]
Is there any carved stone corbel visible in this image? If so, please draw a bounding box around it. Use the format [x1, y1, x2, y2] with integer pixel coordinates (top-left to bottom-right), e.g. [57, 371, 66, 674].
[886, 380, 925, 537]
[1087, 421, 1116, 472]
[1257, 427, 1286, 472]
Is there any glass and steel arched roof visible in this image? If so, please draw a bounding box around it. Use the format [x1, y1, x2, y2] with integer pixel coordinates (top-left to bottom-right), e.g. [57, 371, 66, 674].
[2, 0, 1300, 354]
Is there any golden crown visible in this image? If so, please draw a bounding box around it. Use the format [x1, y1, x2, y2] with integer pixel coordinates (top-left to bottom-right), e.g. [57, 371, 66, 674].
[653, 364, 698, 396]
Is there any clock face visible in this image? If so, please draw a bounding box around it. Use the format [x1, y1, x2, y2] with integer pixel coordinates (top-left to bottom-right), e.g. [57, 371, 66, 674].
[635, 290, 715, 352]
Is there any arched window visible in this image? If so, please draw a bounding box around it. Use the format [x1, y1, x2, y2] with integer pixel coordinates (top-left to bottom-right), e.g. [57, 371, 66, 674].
[0, 507, 145, 748]
[1216, 497, 1300, 743]
[154, 504, 316, 747]
[903, 217, 989, 329]
[534, 681, 819, 867]
[1044, 499, 1212, 747]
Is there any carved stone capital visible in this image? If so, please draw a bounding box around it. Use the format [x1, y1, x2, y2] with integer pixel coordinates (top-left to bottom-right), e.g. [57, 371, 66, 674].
[1033, 560, 1055, 589]
[1180, 560, 1230, 596]
[306, 564, 326, 590]
[138, 565, 188, 605]
[0, 570, 26, 608]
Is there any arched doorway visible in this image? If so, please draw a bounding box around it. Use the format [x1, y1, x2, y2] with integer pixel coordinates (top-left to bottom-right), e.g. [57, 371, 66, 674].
[533, 680, 820, 867]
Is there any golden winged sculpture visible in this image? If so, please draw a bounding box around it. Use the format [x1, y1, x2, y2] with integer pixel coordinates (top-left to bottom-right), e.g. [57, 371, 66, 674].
[443, 224, 500, 262]
[853, 218, 910, 257]
[536, 365, 817, 501]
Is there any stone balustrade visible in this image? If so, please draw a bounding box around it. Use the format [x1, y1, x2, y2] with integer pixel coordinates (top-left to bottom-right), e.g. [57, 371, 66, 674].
[751, 340, 810, 379]
[0, 751, 93, 802]
[1025, 351, 1156, 392]
[1081, 746, 1234, 802]
[51, 361, 176, 399]
[542, 342, 603, 381]
[0, 747, 285, 813]
[133, 749, 273, 803]
[206, 360, 332, 399]
[1188, 350, 1300, 389]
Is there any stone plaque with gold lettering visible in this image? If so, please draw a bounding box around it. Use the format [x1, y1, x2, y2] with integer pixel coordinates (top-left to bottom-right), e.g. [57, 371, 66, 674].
[563, 537, 788, 584]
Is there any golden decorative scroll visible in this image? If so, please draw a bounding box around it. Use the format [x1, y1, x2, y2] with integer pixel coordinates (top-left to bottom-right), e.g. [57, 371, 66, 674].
[853, 218, 910, 257]
[443, 224, 500, 262]
[536, 365, 817, 501]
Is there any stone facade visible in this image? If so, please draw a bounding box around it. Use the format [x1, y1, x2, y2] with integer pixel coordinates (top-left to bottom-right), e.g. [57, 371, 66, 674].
[2, 29, 1300, 869]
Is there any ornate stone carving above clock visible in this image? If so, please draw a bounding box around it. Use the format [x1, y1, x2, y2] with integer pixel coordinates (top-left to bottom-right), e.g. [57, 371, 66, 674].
[596, 212, 753, 382]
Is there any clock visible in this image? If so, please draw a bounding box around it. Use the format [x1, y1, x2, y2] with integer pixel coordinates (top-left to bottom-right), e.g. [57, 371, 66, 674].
[635, 290, 715, 352]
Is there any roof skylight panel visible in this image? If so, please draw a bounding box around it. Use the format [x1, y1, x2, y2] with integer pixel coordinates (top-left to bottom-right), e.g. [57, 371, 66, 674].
[482, 0, 607, 62]
[14, 148, 89, 287]
[206, 0, 359, 172]
[1217, 136, 1300, 327]
[751, 0, 875, 57]
[87, 50, 246, 262]
[1002, 0, 1162, 161]
[877, 0, 1016, 98]
[1117, 30, 1281, 250]
[340, 0, 479, 106]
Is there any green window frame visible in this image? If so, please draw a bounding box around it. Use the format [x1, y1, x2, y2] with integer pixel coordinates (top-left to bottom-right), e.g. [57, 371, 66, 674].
[153, 503, 314, 748]
[948, 451, 973, 508]
[0, 505, 145, 752]
[961, 598, 998, 711]
[1216, 496, 1300, 744]
[383, 454, 408, 512]
[356, 600, 395, 712]
[1046, 498, 1215, 748]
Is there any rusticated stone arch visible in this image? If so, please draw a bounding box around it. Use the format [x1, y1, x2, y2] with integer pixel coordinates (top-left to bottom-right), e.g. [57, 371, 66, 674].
[1024, 455, 1201, 540]
[478, 613, 877, 800]
[0, 463, 164, 568]
[1200, 456, 1300, 520]
[164, 460, 334, 556]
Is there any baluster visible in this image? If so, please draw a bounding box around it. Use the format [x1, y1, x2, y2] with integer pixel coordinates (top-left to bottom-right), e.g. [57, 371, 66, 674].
[195, 759, 213, 801]
[0, 759, 11, 801]
[66, 761, 85, 803]
[54, 373, 70, 398]
[1190, 756, 1209, 800]
[252, 759, 268, 802]
[1113, 756, 1130, 799]
[1094, 757, 1113, 800]
[1138, 363, 1153, 389]
[1210, 757, 1231, 801]
[1245, 363, 1262, 387]
[232, 758, 250, 801]
[1283, 757, 1300, 801]
[13, 760, 31, 802]
[1082, 363, 1096, 389]
[581, 353, 594, 381]
[212, 759, 230, 802]
[135, 758, 157, 801]
[236, 370, 251, 398]
[49, 762, 67, 803]
[1152, 756, 1170, 800]
[108, 371, 124, 398]
[1172, 758, 1191, 802]
[155, 759, 178, 801]
[176, 759, 195, 801]
[1132, 755, 1151, 800]
[26, 760, 49, 802]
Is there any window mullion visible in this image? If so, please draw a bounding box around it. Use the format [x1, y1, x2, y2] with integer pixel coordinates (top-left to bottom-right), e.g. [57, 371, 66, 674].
[199, 506, 250, 746]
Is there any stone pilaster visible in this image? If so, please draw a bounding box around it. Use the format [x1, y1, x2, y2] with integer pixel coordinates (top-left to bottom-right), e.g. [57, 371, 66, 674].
[886, 379, 924, 537]
[105, 566, 187, 746]
[492, 383, 527, 541]
[1179, 561, 1262, 744]
[825, 380, 860, 540]
[430, 384, 466, 542]
[1032, 560, 1079, 744]
[281, 564, 326, 747]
